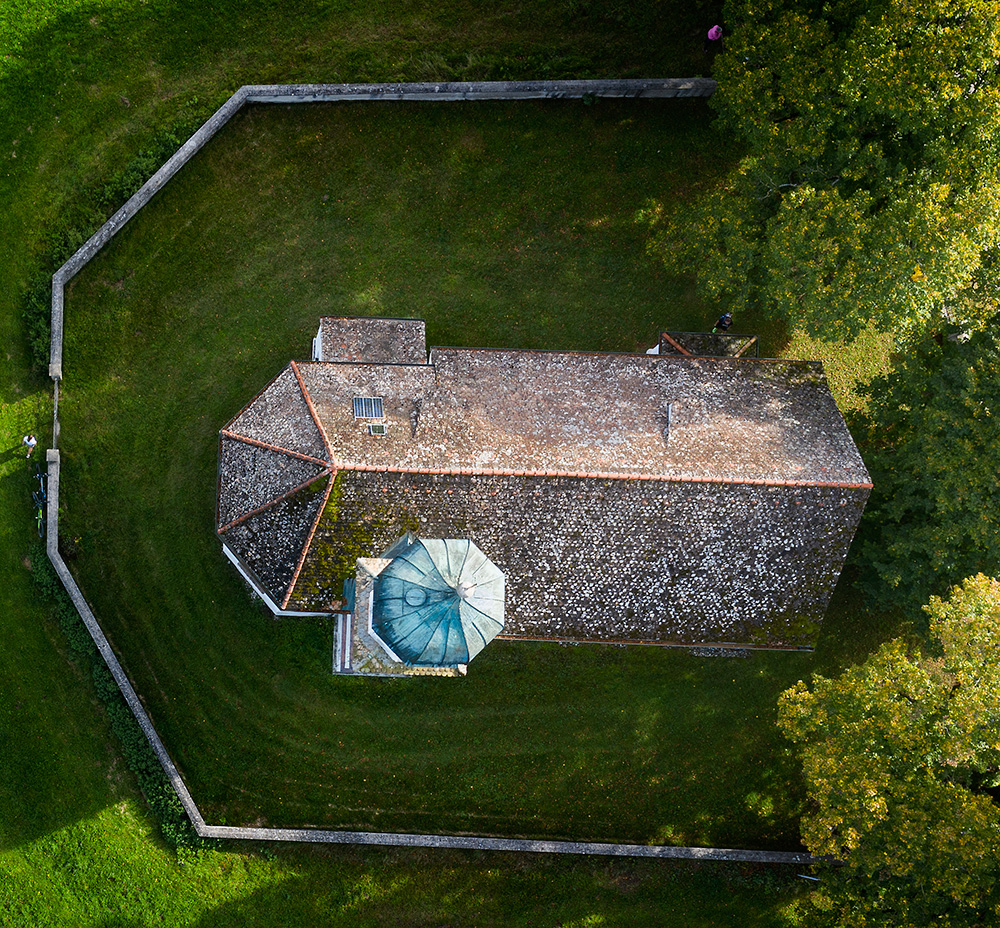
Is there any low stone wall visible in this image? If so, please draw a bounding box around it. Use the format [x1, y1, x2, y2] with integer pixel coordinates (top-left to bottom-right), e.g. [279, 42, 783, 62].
[201, 824, 812, 863]
[48, 78, 714, 381]
[44, 449, 206, 832]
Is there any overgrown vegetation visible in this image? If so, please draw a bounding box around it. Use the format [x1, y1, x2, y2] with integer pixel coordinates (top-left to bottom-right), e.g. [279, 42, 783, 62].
[779, 575, 1000, 927]
[850, 323, 1000, 614]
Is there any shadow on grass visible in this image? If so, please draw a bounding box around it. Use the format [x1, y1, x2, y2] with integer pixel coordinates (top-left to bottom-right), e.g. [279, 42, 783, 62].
[9, 0, 803, 861]
[810, 567, 910, 678]
[0, 0, 733, 857]
[188, 844, 805, 928]
[0, 609, 117, 851]
[0, 445, 30, 469]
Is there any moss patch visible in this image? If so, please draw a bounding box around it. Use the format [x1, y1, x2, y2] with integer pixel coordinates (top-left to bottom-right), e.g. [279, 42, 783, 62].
[289, 471, 420, 610]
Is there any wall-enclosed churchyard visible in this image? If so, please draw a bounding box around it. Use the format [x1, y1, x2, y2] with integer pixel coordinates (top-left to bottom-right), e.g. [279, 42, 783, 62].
[41, 81, 832, 859]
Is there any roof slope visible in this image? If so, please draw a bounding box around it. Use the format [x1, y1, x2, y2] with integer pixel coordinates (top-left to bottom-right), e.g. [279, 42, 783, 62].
[227, 365, 329, 460]
[295, 350, 870, 486]
[218, 332, 870, 609]
[217, 364, 333, 608]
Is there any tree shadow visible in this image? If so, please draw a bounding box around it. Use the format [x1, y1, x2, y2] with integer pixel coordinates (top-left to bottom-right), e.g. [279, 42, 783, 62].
[811, 568, 911, 678]
[0, 444, 29, 469]
[188, 843, 803, 928]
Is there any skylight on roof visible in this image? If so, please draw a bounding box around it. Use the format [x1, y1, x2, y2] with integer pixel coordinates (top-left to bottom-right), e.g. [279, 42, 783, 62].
[353, 396, 384, 419]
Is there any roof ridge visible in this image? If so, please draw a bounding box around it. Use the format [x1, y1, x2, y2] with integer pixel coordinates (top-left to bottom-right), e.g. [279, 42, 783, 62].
[217, 469, 333, 534]
[290, 360, 335, 459]
[333, 461, 872, 490]
[220, 429, 330, 467]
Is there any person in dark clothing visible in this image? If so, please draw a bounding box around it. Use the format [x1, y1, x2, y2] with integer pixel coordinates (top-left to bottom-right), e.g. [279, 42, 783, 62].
[712, 312, 733, 333]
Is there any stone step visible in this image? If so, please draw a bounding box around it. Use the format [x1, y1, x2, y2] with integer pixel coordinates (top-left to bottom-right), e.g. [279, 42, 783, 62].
[335, 612, 353, 672]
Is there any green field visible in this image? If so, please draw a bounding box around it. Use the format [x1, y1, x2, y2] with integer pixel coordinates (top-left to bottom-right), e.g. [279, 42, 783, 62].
[0, 0, 899, 924]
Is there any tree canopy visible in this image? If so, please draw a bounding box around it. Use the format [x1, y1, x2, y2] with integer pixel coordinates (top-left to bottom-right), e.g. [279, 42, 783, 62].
[674, 0, 1000, 339]
[779, 574, 1000, 926]
[851, 322, 1000, 611]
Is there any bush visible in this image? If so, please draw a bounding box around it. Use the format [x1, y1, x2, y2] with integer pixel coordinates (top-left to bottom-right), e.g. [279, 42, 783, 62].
[21, 123, 198, 370]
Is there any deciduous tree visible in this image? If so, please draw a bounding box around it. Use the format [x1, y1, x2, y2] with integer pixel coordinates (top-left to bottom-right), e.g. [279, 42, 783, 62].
[851, 322, 1000, 611]
[778, 575, 1000, 926]
[674, 0, 1000, 339]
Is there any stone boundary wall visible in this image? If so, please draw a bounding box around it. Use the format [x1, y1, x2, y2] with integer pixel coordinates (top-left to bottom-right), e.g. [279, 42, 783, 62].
[43, 78, 815, 864]
[44, 448, 206, 832]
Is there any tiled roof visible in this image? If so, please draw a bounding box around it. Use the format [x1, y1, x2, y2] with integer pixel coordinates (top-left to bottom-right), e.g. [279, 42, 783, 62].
[217, 320, 871, 611]
[216, 436, 326, 529]
[659, 331, 758, 358]
[226, 365, 329, 460]
[316, 316, 427, 363]
[295, 349, 869, 486]
[220, 474, 331, 606]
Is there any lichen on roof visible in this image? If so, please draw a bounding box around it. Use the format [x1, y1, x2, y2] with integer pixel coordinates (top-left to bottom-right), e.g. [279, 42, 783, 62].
[293, 349, 869, 485]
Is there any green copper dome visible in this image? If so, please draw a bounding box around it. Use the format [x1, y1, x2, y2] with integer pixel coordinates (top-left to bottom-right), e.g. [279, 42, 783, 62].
[372, 536, 505, 666]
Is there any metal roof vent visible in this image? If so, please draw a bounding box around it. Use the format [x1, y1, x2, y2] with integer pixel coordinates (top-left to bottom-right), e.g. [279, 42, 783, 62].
[353, 396, 384, 419]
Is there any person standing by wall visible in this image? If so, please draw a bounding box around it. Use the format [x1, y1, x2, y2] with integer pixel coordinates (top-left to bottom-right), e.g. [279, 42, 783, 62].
[712, 312, 733, 333]
[704, 24, 723, 53]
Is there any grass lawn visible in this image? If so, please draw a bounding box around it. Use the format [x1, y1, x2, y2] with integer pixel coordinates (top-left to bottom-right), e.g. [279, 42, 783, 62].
[0, 0, 897, 923]
[55, 96, 843, 848]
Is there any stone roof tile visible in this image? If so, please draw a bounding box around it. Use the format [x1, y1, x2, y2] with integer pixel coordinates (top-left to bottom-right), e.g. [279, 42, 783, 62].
[216, 435, 327, 529]
[317, 316, 427, 363]
[226, 366, 328, 461]
[220, 476, 330, 606]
